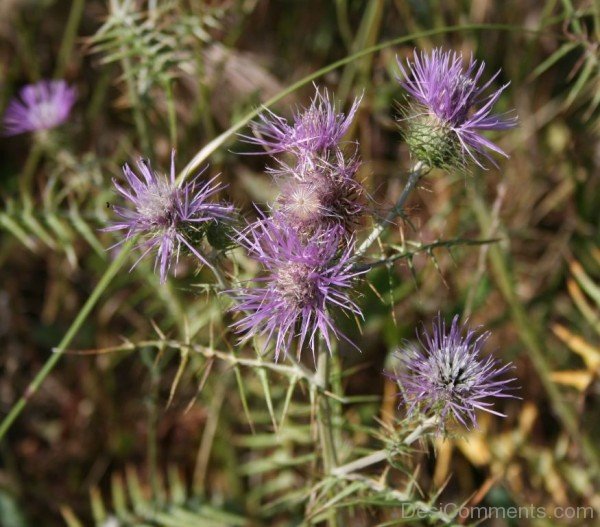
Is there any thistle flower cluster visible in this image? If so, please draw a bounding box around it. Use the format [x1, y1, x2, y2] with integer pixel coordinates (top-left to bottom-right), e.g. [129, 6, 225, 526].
[244, 88, 365, 236]
[232, 89, 368, 360]
[105, 151, 233, 283]
[231, 217, 364, 360]
[387, 315, 517, 431]
[2, 80, 76, 136]
[397, 48, 517, 169]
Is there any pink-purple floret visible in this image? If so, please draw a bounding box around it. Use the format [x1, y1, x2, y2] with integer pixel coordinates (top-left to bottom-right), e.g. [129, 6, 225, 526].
[105, 151, 233, 283]
[231, 216, 365, 361]
[3, 80, 76, 136]
[387, 315, 518, 430]
[397, 48, 517, 167]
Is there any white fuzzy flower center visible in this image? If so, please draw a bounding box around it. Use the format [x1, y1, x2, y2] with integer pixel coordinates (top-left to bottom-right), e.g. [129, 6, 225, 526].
[138, 181, 178, 227]
[281, 185, 322, 222]
[31, 101, 60, 128]
[434, 345, 476, 392]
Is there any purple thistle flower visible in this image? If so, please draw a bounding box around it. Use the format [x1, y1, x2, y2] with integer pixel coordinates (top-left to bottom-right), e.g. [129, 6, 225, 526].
[231, 216, 364, 361]
[386, 315, 517, 431]
[273, 149, 365, 235]
[105, 150, 233, 283]
[397, 48, 517, 168]
[2, 80, 76, 136]
[242, 88, 361, 157]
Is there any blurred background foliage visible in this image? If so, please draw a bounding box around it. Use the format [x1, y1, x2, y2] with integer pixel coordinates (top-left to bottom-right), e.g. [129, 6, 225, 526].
[0, 0, 599, 525]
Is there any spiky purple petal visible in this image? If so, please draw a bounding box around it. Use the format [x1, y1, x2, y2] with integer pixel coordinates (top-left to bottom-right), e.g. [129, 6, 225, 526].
[231, 216, 364, 361]
[387, 315, 518, 431]
[397, 48, 517, 167]
[242, 88, 361, 158]
[105, 150, 233, 283]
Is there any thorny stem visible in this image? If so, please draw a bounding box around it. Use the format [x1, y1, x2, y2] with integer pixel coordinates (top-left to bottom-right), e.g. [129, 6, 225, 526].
[0, 238, 135, 440]
[332, 449, 388, 477]
[403, 415, 437, 445]
[355, 161, 428, 258]
[332, 416, 437, 477]
[59, 339, 320, 391]
[315, 339, 339, 527]
[354, 237, 499, 273]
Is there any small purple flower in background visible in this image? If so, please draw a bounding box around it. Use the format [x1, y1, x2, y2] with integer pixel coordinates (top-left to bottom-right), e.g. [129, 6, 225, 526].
[2, 80, 76, 136]
[231, 217, 364, 361]
[243, 88, 361, 158]
[397, 48, 517, 168]
[105, 150, 233, 283]
[387, 315, 517, 431]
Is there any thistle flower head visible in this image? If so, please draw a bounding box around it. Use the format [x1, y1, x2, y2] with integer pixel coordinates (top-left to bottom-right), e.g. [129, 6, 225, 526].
[105, 151, 233, 283]
[243, 88, 361, 158]
[2, 80, 76, 136]
[397, 48, 517, 168]
[387, 315, 517, 431]
[274, 150, 364, 235]
[231, 216, 364, 361]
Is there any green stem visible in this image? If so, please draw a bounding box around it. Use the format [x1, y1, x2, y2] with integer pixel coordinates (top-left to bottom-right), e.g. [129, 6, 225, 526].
[332, 416, 437, 476]
[337, 0, 384, 102]
[355, 237, 498, 272]
[355, 161, 427, 257]
[18, 141, 44, 208]
[334, 0, 353, 50]
[54, 0, 85, 78]
[315, 341, 338, 527]
[165, 79, 178, 148]
[0, 238, 134, 440]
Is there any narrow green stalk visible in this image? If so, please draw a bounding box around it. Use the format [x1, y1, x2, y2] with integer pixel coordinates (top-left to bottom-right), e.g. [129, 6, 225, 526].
[315, 341, 338, 527]
[355, 237, 498, 272]
[334, 0, 353, 50]
[0, 238, 134, 440]
[332, 416, 437, 476]
[54, 0, 85, 78]
[316, 346, 338, 471]
[18, 140, 44, 208]
[332, 449, 388, 476]
[330, 345, 344, 452]
[165, 79, 178, 148]
[337, 0, 384, 102]
[355, 162, 427, 257]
